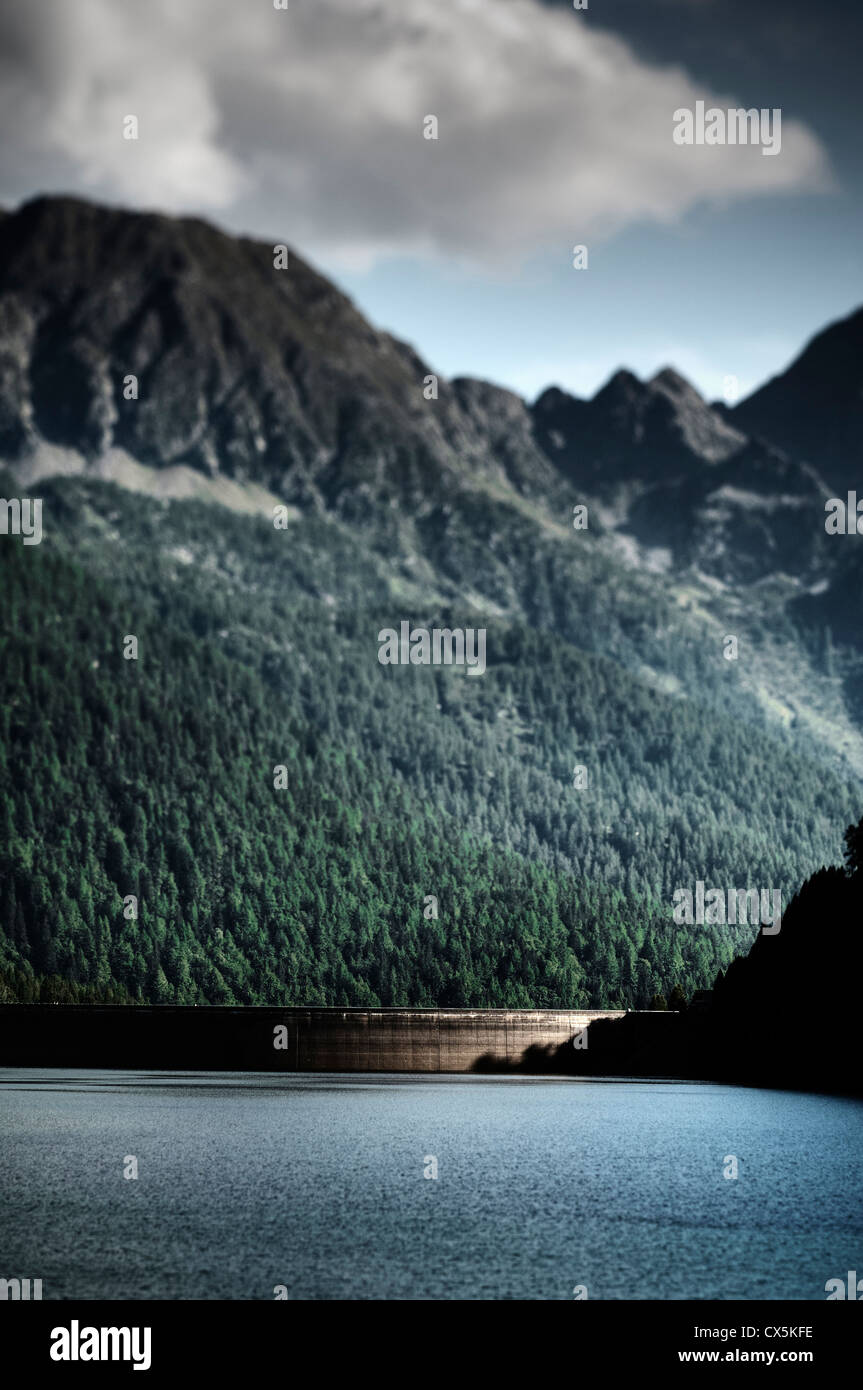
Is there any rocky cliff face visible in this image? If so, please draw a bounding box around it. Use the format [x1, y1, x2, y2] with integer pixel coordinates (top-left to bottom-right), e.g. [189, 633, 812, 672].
[534, 366, 746, 487]
[533, 364, 829, 581]
[0, 196, 559, 511]
[0, 194, 848, 585]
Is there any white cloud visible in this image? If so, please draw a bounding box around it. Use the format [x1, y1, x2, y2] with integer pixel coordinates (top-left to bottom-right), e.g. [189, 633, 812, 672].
[0, 0, 833, 268]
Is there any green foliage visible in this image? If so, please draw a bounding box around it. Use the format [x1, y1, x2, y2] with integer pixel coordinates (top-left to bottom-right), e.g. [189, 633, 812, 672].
[0, 477, 857, 1007]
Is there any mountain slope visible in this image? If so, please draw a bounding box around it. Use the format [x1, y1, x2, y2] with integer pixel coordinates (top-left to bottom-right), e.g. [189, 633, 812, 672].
[0, 195, 560, 510]
[731, 306, 863, 492]
[1, 473, 858, 1007]
[0, 195, 846, 588]
[1, 196, 862, 1008]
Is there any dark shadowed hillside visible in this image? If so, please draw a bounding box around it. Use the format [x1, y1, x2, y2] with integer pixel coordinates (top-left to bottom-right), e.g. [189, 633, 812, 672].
[731, 306, 863, 494]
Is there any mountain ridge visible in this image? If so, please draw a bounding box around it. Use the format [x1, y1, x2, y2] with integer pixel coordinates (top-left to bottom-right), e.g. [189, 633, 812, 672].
[1, 194, 854, 601]
[0, 196, 847, 509]
[730, 304, 863, 491]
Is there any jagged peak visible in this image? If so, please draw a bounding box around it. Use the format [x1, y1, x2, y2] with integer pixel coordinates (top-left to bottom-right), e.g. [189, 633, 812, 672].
[593, 367, 643, 402]
[649, 366, 700, 398]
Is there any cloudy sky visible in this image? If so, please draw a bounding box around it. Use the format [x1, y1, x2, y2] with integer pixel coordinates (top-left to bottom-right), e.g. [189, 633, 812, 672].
[0, 0, 860, 400]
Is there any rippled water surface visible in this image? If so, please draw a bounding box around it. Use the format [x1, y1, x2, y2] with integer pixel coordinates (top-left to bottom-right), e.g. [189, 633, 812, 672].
[1, 1070, 861, 1299]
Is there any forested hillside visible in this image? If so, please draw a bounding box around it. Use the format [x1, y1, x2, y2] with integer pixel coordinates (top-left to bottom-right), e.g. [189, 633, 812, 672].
[0, 469, 857, 1007]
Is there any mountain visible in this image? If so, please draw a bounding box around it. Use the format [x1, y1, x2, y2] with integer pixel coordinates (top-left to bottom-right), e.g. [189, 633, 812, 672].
[0, 195, 844, 588]
[0, 195, 559, 511]
[534, 366, 746, 484]
[730, 305, 863, 493]
[533, 366, 829, 583]
[0, 195, 834, 579]
[0, 195, 861, 1009]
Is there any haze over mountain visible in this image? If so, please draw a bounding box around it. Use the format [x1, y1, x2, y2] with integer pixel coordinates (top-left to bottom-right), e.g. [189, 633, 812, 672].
[0, 196, 861, 1009]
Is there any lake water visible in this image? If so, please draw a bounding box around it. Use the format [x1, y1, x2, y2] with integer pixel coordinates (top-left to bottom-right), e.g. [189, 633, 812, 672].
[1, 1070, 861, 1300]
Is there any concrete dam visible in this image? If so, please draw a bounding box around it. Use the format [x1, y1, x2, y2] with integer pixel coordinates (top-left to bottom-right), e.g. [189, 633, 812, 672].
[0, 1005, 625, 1072]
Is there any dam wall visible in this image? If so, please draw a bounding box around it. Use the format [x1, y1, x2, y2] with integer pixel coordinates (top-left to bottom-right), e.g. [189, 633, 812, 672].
[0, 1005, 624, 1073]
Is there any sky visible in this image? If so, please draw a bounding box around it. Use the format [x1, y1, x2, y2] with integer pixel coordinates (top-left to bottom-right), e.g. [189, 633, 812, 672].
[0, 0, 861, 402]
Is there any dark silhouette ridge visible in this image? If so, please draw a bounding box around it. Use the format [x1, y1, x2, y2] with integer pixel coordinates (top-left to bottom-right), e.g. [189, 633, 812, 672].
[487, 814, 863, 1097]
[731, 306, 863, 492]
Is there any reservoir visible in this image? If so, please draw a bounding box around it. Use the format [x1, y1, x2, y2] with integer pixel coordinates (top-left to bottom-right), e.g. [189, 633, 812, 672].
[1, 1070, 860, 1300]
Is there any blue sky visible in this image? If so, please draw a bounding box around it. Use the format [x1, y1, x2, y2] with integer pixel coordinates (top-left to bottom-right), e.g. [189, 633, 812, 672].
[326, 0, 863, 401]
[334, 191, 862, 402]
[2, 0, 860, 402]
